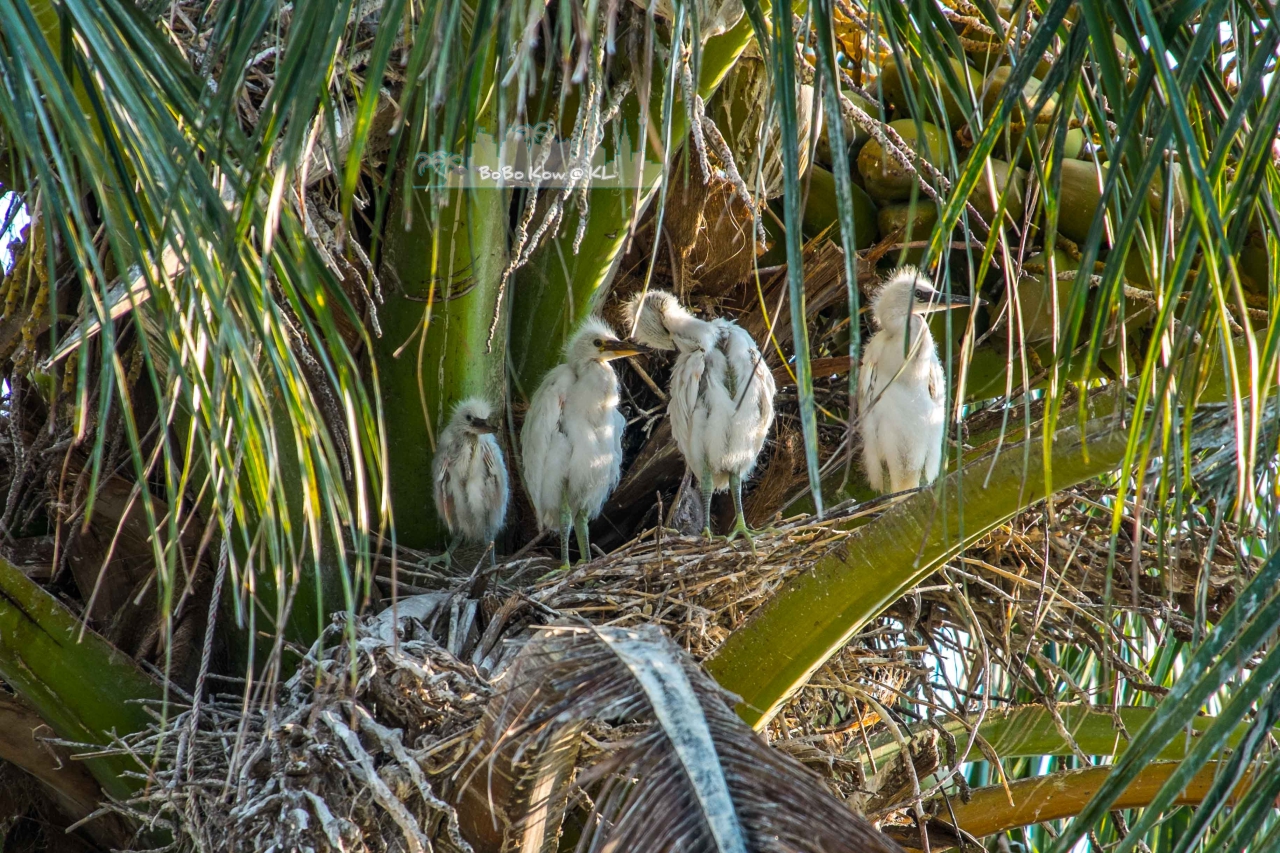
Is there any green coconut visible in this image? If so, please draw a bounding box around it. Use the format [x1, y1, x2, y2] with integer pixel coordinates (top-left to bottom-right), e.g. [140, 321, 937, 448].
[1054, 158, 1106, 243]
[857, 119, 950, 203]
[876, 201, 939, 266]
[1015, 126, 1086, 168]
[814, 90, 876, 167]
[979, 66, 1059, 125]
[1054, 159, 1190, 245]
[1009, 249, 1080, 343]
[801, 165, 880, 250]
[978, 67, 1086, 166]
[878, 56, 981, 128]
[965, 157, 1028, 226]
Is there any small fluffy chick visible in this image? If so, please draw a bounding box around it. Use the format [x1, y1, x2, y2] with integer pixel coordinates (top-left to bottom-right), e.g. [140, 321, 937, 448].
[432, 397, 508, 563]
[521, 318, 646, 568]
[626, 289, 775, 539]
[857, 267, 973, 494]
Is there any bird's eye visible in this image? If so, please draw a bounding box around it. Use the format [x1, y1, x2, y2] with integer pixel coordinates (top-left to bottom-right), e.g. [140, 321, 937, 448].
[593, 338, 604, 348]
[915, 289, 931, 301]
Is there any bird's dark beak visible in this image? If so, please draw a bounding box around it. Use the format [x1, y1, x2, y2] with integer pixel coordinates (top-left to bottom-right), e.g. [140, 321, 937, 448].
[601, 338, 651, 360]
[928, 291, 983, 311]
[475, 418, 501, 434]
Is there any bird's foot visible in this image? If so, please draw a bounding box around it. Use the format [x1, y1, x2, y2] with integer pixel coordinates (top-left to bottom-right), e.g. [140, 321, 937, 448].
[723, 522, 757, 555]
[536, 562, 573, 582]
[701, 526, 714, 540]
[422, 551, 454, 569]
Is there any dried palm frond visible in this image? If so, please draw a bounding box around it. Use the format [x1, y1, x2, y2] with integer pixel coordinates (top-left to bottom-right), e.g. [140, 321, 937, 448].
[457, 623, 901, 853]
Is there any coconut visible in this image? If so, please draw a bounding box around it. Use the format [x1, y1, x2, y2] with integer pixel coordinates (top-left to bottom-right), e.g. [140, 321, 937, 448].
[979, 67, 1059, 124]
[801, 165, 880, 249]
[977, 67, 1086, 166]
[877, 55, 981, 128]
[876, 201, 939, 266]
[814, 90, 876, 167]
[856, 119, 950, 203]
[1054, 158, 1106, 243]
[965, 156, 1028, 226]
[1054, 159, 1189, 245]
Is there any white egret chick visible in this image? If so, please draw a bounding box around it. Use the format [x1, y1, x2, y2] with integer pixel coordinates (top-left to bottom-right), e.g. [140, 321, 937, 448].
[626, 290, 775, 542]
[521, 318, 647, 568]
[432, 397, 508, 566]
[858, 267, 974, 494]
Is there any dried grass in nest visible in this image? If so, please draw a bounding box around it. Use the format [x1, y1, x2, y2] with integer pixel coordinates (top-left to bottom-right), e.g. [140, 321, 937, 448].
[99, 553, 913, 853]
[516, 496, 906, 659]
[106, 615, 489, 853]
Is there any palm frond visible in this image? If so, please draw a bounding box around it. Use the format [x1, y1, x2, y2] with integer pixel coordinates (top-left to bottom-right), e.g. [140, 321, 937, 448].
[0, 0, 386, 674]
[461, 622, 900, 853]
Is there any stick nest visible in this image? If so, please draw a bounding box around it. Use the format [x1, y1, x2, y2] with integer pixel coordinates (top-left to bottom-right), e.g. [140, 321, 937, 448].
[98, 483, 1256, 852]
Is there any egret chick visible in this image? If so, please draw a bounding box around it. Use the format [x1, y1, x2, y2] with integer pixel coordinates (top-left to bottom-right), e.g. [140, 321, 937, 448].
[432, 397, 508, 566]
[858, 267, 973, 494]
[521, 318, 646, 568]
[626, 290, 775, 542]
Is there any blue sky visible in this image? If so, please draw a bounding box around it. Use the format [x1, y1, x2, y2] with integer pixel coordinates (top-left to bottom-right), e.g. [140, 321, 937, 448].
[1, 192, 29, 273]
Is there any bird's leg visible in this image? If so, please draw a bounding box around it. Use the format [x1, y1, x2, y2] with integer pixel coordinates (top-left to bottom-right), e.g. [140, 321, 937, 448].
[559, 502, 573, 570]
[700, 467, 715, 539]
[536, 503, 575, 581]
[574, 511, 592, 565]
[424, 537, 458, 567]
[724, 473, 761, 555]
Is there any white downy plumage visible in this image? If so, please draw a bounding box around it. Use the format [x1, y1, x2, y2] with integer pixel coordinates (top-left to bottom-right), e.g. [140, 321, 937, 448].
[432, 397, 508, 564]
[521, 317, 645, 567]
[626, 290, 775, 538]
[858, 266, 974, 494]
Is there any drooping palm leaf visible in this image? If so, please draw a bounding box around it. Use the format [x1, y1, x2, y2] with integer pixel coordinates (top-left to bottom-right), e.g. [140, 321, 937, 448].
[0, 0, 387, 670]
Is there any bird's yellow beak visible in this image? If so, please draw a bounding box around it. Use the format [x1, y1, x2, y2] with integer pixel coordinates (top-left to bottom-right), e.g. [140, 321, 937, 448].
[600, 338, 650, 360]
